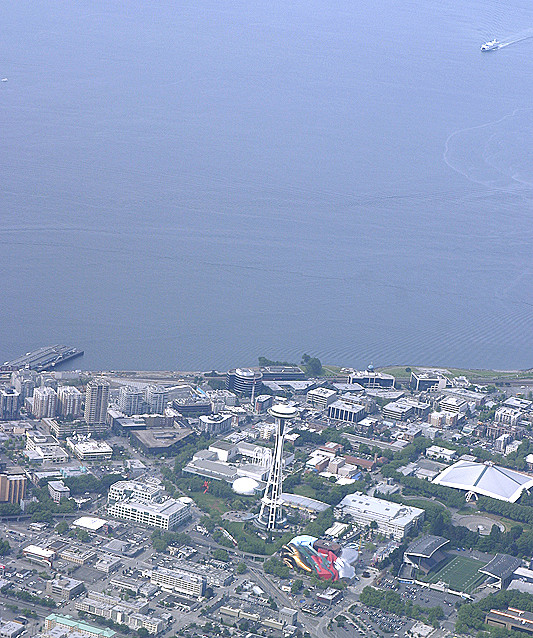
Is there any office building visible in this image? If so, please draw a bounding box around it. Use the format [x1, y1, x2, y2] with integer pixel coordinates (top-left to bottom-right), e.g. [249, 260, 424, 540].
[23, 545, 56, 567]
[0, 387, 20, 420]
[46, 576, 85, 600]
[130, 426, 193, 455]
[173, 395, 212, 417]
[148, 566, 205, 598]
[108, 479, 163, 505]
[169, 559, 233, 587]
[199, 412, 233, 436]
[44, 614, 116, 638]
[25, 432, 69, 464]
[495, 406, 523, 426]
[84, 379, 110, 425]
[0, 621, 24, 638]
[66, 438, 113, 461]
[439, 395, 468, 414]
[334, 493, 424, 540]
[46, 417, 107, 439]
[409, 371, 447, 392]
[226, 368, 263, 396]
[382, 399, 414, 421]
[107, 498, 190, 530]
[57, 386, 83, 418]
[59, 546, 97, 566]
[307, 387, 337, 409]
[485, 608, 533, 634]
[0, 468, 26, 503]
[118, 386, 144, 416]
[48, 480, 71, 503]
[75, 592, 164, 635]
[32, 386, 58, 419]
[327, 399, 365, 423]
[254, 394, 273, 414]
[260, 366, 305, 380]
[349, 368, 395, 388]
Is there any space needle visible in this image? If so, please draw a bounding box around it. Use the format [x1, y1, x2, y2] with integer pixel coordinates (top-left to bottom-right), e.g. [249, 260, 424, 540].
[255, 403, 298, 531]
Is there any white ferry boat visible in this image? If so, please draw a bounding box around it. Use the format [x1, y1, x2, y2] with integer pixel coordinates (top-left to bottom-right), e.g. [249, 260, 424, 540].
[481, 40, 500, 51]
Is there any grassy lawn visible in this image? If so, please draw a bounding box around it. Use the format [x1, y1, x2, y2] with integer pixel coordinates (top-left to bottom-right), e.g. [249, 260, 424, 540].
[428, 555, 486, 593]
[189, 491, 229, 516]
[377, 365, 533, 380]
[322, 365, 344, 376]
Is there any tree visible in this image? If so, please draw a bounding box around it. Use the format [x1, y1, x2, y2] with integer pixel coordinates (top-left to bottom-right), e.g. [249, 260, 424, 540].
[301, 354, 322, 376]
[55, 521, 69, 535]
[137, 629, 149, 638]
[212, 549, 230, 562]
[236, 562, 247, 574]
[291, 579, 303, 593]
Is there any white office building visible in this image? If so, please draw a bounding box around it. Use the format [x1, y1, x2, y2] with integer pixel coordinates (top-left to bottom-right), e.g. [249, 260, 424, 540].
[67, 438, 113, 461]
[307, 387, 337, 409]
[439, 396, 468, 414]
[334, 493, 424, 540]
[107, 498, 190, 530]
[148, 566, 205, 598]
[199, 413, 233, 436]
[327, 399, 366, 423]
[495, 406, 523, 426]
[108, 479, 163, 505]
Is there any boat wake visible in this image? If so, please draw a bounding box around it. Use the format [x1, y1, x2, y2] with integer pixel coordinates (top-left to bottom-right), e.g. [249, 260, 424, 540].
[494, 28, 533, 49]
[443, 108, 533, 191]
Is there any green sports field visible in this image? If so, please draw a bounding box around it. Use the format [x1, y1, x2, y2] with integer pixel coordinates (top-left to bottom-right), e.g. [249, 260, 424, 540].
[428, 555, 487, 593]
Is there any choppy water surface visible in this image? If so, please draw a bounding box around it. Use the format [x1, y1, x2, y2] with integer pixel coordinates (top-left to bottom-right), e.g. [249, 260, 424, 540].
[1, 0, 532, 370]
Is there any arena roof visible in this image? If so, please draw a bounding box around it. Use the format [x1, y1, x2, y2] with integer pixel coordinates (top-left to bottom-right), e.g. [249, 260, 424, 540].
[479, 553, 522, 582]
[405, 535, 449, 559]
[432, 460, 533, 503]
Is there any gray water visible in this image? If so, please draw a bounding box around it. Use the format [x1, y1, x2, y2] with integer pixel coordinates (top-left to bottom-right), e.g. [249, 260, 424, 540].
[1, 0, 532, 371]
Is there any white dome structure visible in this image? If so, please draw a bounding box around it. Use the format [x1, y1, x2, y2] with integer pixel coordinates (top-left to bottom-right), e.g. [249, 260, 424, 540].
[232, 477, 260, 496]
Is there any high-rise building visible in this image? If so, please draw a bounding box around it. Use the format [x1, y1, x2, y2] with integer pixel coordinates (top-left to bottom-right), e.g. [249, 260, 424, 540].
[57, 386, 83, 418]
[84, 378, 110, 425]
[11, 369, 38, 400]
[145, 385, 169, 413]
[118, 386, 144, 416]
[32, 386, 58, 419]
[0, 387, 20, 420]
[0, 468, 26, 504]
[226, 368, 263, 396]
[256, 404, 298, 531]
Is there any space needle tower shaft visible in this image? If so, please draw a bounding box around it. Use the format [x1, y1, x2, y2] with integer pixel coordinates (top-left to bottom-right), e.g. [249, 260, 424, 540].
[256, 404, 298, 531]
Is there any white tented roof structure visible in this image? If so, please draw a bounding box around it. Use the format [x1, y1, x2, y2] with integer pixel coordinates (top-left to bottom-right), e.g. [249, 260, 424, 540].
[433, 460, 533, 503]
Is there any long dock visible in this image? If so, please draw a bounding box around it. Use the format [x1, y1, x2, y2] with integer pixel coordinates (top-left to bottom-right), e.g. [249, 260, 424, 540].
[3, 345, 84, 372]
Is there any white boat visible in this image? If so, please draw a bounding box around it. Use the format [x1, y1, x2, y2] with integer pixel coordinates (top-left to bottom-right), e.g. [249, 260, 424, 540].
[1, 78, 7, 82]
[481, 40, 500, 51]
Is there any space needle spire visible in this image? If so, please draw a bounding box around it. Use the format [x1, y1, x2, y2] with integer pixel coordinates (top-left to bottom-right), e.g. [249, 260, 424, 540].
[256, 403, 298, 531]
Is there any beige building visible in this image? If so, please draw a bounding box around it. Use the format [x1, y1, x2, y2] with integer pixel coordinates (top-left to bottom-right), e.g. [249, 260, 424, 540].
[0, 469, 26, 504]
